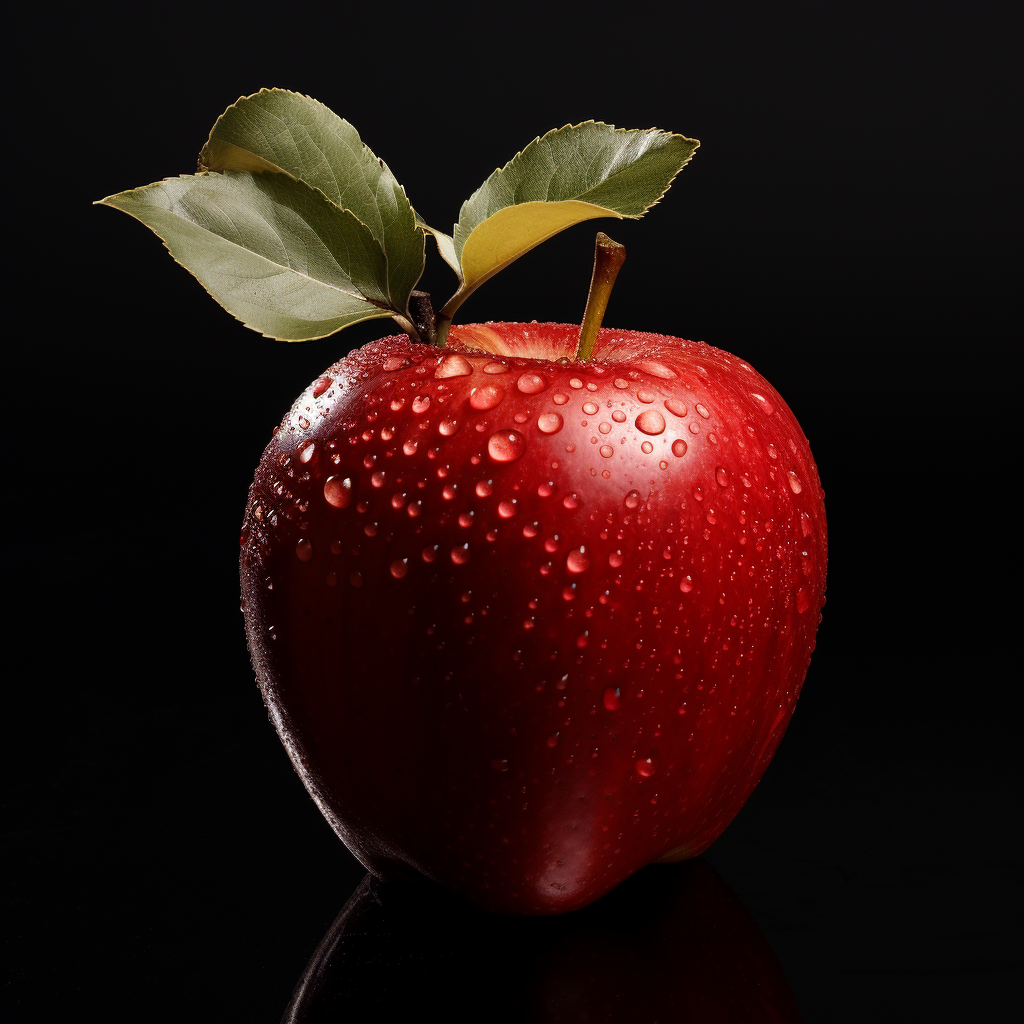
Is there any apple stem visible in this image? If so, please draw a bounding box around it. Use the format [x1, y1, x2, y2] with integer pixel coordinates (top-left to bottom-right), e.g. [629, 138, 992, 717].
[576, 232, 626, 361]
[408, 290, 437, 345]
[394, 315, 420, 342]
[434, 315, 452, 348]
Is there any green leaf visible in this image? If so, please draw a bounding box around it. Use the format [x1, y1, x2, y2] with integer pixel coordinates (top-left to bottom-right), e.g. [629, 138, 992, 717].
[198, 88, 424, 314]
[440, 122, 698, 319]
[414, 210, 462, 280]
[98, 170, 415, 341]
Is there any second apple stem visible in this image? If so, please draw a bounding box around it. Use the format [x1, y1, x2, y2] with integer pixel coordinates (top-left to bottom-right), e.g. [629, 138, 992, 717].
[576, 233, 626, 361]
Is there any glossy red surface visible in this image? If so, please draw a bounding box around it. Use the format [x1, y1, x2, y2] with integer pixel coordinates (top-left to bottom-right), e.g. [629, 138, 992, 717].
[240, 324, 827, 913]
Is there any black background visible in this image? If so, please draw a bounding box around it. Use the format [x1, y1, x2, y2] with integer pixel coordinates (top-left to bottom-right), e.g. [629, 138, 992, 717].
[11, 3, 1017, 1021]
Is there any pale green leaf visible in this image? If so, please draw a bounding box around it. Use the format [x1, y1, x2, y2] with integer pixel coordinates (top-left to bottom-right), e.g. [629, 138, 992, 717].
[98, 170, 407, 341]
[441, 122, 698, 318]
[414, 210, 462, 280]
[199, 88, 424, 310]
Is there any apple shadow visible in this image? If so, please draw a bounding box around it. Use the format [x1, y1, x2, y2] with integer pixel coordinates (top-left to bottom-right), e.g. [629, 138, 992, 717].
[282, 858, 801, 1023]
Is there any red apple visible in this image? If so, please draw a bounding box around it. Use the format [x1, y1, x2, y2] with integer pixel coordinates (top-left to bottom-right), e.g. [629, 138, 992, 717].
[240, 321, 826, 915]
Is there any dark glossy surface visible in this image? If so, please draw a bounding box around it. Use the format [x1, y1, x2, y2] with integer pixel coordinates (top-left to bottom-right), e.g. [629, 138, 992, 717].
[284, 861, 801, 1023]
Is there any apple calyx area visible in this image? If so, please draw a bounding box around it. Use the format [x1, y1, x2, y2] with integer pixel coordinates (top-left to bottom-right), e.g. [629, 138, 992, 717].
[428, 230, 629, 360]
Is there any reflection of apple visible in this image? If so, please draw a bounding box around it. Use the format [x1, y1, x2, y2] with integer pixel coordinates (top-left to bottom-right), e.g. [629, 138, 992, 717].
[241, 320, 827, 915]
[284, 858, 801, 1022]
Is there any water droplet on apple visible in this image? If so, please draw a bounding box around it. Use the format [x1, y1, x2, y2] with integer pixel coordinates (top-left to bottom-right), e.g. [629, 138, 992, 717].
[680, 576, 694, 592]
[563, 494, 579, 510]
[672, 439, 688, 457]
[641, 441, 654, 454]
[788, 470, 803, 494]
[603, 687, 621, 710]
[324, 476, 352, 508]
[438, 418, 459, 436]
[488, 430, 526, 461]
[665, 398, 687, 417]
[383, 356, 410, 371]
[637, 359, 676, 379]
[636, 410, 666, 435]
[583, 401, 599, 415]
[624, 490, 640, 509]
[517, 373, 547, 394]
[614, 378, 629, 389]
[312, 375, 333, 397]
[491, 758, 509, 771]
[636, 756, 657, 777]
[435, 353, 472, 378]
[476, 480, 493, 497]
[296, 539, 313, 562]
[470, 384, 505, 410]
[609, 551, 624, 567]
[451, 543, 471, 564]
[796, 588, 810, 613]
[600, 445, 614, 458]
[751, 392, 775, 415]
[716, 467, 730, 487]
[498, 500, 517, 518]
[695, 403, 710, 419]
[637, 389, 656, 404]
[390, 558, 408, 578]
[483, 362, 509, 374]
[566, 548, 590, 573]
[553, 392, 568, 406]
[537, 413, 563, 434]
[412, 395, 431, 414]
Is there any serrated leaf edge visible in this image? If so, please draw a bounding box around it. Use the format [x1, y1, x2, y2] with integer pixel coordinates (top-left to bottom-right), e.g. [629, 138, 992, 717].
[453, 120, 700, 250]
[198, 88, 425, 317]
[96, 172, 399, 342]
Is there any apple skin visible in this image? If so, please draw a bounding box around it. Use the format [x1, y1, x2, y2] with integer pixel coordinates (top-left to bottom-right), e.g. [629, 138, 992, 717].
[240, 322, 826, 915]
